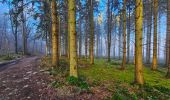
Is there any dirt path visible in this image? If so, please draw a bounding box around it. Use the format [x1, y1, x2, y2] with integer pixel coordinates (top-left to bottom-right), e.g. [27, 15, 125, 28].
[0, 57, 57, 100]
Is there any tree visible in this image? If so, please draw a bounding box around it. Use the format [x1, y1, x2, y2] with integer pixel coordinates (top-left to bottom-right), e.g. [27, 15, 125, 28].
[21, 0, 27, 55]
[51, 0, 59, 67]
[126, 0, 135, 63]
[134, 0, 144, 85]
[146, 0, 152, 64]
[166, 0, 170, 78]
[107, 0, 111, 62]
[8, 1, 20, 54]
[122, 0, 127, 69]
[152, 0, 158, 70]
[89, 0, 94, 64]
[68, 0, 78, 77]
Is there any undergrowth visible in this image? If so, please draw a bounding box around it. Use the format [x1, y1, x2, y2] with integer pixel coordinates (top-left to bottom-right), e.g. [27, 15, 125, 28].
[40, 57, 170, 100]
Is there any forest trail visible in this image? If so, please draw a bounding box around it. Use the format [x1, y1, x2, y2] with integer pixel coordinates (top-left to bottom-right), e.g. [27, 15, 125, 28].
[0, 56, 58, 100]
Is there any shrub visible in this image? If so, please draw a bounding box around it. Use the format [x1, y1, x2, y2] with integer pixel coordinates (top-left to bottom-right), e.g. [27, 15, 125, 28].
[66, 76, 90, 90]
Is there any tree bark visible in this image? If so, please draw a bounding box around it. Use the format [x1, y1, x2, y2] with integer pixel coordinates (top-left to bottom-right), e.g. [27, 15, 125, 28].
[90, 0, 94, 64]
[107, 0, 111, 62]
[14, 21, 18, 54]
[127, 4, 130, 64]
[122, 0, 127, 69]
[21, 0, 27, 55]
[146, 0, 152, 64]
[152, 0, 158, 70]
[78, 20, 82, 58]
[68, 0, 78, 77]
[134, 0, 144, 85]
[51, 0, 59, 67]
[166, 0, 170, 78]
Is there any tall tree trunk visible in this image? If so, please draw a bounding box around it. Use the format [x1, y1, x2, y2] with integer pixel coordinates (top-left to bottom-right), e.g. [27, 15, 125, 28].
[51, 0, 59, 67]
[90, 0, 94, 64]
[85, 23, 88, 59]
[152, 0, 158, 70]
[96, 23, 99, 58]
[166, 0, 170, 66]
[166, 31, 169, 65]
[158, 14, 161, 64]
[45, 31, 49, 56]
[14, 22, 18, 54]
[78, 20, 82, 58]
[127, 5, 130, 63]
[122, 0, 127, 69]
[134, 0, 144, 85]
[118, 14, 122, 60]
[21, 0, 27, 55]
[146, 1, 152, 64]
[68, 0, 78, 77]
[166, 0, 170, 78]
[64, 0, 69, 57]
[107, 0, 111, 62]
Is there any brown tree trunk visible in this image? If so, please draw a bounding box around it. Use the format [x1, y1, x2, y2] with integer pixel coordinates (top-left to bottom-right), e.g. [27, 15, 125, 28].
[51, 0, 59, 67]
[68, 0, 78, 77]
[21, 0, 27, 55]
[89, 0, 94, 64]
[78, 20, 82, 58]
[152, 0, 158, 70]
[122, 0, 127, 69]
[127, 5, 130, 64]
[107, 0, 111, 62]
[146, 1, 152, 64]
[166, 0, 170, 78]
[134, 0, 144, 85]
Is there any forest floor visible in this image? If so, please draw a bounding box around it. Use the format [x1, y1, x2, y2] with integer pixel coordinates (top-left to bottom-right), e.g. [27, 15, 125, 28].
[0, 57, 58, 100]
[0, 56, 170, 100]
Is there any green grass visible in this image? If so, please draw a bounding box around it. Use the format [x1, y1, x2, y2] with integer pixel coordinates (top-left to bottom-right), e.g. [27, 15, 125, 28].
[79, 59, 170, 89]
[41, 57, 170, 99]
[0, 54, 21, 62]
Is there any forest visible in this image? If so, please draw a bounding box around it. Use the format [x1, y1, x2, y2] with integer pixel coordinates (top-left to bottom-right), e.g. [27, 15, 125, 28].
[0, 0, 170, 99]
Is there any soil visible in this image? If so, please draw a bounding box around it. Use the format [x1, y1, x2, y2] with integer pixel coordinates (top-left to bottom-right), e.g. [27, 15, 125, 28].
[0, 57, 112, 100]
[0, 57, 58, 100]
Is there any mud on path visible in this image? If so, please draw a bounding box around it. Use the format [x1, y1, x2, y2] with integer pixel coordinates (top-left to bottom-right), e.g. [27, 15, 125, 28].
[0, 57, 57, 100]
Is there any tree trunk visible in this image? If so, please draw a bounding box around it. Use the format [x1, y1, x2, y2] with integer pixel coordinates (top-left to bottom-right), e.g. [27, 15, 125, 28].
[68, 0, 78, 77]
[107, 0, 111, 62]
[146, 1, 152, 64]
[166, 1, 170, 66]
[14, 22, 18, 54]
[96, 23, 99, 58]
[51, 0, 59, 67]
[122, 0, 127, 69]
[78, 20, 82, 58]
[127, 5, 130, 63]
[90, 0, 94, 64]
[152, 0, 158, 70]
[134, 0, 144, 85]
[118, 14, 122, 60]
[166, 0, 170, 78]
[64, 0, 69, 57]
[21, 0, 27, 55]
